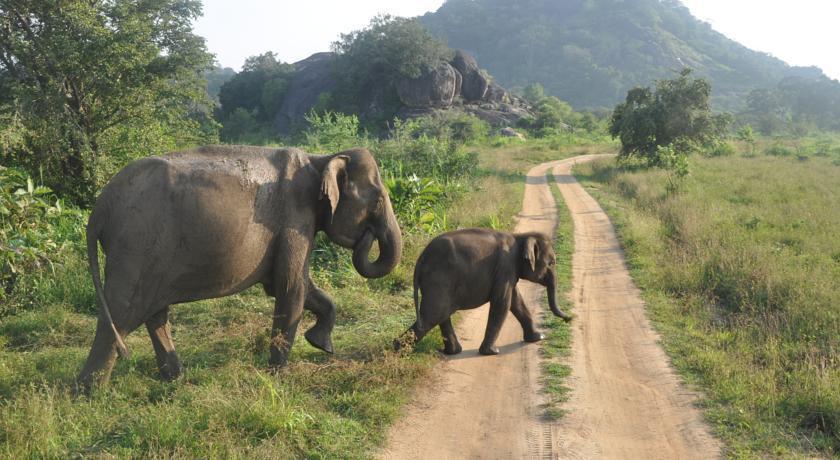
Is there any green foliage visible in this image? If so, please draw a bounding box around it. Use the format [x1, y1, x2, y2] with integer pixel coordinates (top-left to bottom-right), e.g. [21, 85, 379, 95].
[329, 15, 454, 127]
[216, 52, 295, 142]
[394, 112, 489, 144]
[0, 166, 84, 315]
[576, 155, 840, 456]
[523, 82, 545, 104]
[704, 141, 736, 157]
[302, 111, 366, 154]
[741, 76, 840, 135]
[333, 15, 453, 83]
[609, 69, 730, 163]
[0, 0, 217, 205]
[204, 65, 236, 102]
[421, 0, 809, 110]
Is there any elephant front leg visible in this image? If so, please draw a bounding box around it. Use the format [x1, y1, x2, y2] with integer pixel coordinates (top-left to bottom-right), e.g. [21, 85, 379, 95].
[510, 287, 544, 343]
[269, 281, 305, 367]
[303, 281, 336, 353]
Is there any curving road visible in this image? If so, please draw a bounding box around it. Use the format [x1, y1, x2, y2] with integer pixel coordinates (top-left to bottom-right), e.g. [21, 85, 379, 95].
[379, 155, 721, 459]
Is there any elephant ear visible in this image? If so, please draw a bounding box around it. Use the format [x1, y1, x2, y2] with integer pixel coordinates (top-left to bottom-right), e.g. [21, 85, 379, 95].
[523, 236, 538, 272]
[320, 155, 350, 218]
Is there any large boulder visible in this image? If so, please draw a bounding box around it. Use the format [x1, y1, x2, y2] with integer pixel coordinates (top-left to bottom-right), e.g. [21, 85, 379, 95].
[275, 52, 338, 135]
[451, 50, 488, 101]
[395, 62, 459, 108]
[483, 81, 508, 103]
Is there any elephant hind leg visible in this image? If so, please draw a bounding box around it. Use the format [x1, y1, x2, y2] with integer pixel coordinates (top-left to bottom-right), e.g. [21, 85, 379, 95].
[439, 318, 462, 355]
[145, 307, 183, 381]
[76, 317, 123, 394]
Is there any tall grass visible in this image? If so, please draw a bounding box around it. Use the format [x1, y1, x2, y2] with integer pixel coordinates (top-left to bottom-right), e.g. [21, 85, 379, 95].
[575, 154, 839, 457]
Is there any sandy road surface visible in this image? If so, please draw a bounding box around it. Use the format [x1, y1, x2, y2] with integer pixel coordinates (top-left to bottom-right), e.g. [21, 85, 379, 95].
[379, 155, 721, 459]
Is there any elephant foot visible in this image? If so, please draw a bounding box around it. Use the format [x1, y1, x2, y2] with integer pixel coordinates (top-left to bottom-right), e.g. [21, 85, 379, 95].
[268, 344, 290, 368]
[159, 353, 184, 381]
[304, 327, 334, 354]
[479, 345, 500, 356]
[442, 341, 463, 355]
[524, 331, 545, 343]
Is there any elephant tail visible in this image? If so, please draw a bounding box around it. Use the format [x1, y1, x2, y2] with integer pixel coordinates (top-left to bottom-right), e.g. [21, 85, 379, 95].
[413, 263, 421, 322]
[86, 216, 130, 358]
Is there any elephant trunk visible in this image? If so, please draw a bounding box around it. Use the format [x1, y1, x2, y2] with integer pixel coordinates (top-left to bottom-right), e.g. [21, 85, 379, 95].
[352, 198, 402, 279]
[544, 271, 572, 321]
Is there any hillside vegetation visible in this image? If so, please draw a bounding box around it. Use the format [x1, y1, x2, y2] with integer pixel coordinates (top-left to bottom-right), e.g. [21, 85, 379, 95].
[421, 0, 828, 110]
[575, 147, 840, 457]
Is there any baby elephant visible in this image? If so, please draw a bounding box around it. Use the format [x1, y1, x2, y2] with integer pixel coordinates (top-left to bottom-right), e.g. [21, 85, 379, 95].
[398, 228, 572, 356]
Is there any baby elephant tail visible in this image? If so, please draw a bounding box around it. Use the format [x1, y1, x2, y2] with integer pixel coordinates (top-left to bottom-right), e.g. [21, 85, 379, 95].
[413, 264, 422, 331]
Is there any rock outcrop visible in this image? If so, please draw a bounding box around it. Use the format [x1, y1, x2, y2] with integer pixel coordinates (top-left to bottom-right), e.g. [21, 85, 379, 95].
[272, 49, 533, 135]
[395, 62, 459, 108]
[451, 50, 489, 101]
[275, 52, 338, 135]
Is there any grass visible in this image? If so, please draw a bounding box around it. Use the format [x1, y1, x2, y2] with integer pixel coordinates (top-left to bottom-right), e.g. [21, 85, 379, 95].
[574, 152, 840, 458]
[539, 169, 576, 419]
[0, 140, 581, 458]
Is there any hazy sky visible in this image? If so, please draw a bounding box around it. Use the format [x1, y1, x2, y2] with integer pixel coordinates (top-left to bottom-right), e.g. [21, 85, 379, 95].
[194, 0, 840, 81]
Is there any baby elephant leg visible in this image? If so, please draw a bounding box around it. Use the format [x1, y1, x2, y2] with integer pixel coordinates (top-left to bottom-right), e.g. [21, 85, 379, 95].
[510, 287, 544, 343]
[439, 318, 462, 355]
[480, 282, 515, 355]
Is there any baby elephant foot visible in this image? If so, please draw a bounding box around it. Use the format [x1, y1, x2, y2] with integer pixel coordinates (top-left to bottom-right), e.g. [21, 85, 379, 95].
[524, 330, 545, 343]
[442, 340, 462, 355]
[304, 327, 334, 354]
[479, 345, 500, 355]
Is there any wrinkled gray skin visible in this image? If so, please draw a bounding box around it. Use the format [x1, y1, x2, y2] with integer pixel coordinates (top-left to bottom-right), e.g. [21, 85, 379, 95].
[77, 146, 401, 391]
[397, 228, 570, 356]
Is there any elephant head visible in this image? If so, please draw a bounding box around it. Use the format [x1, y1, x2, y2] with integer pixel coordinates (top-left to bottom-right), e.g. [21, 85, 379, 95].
[518, 232, 572, 321]
[320, 148, 402, 278]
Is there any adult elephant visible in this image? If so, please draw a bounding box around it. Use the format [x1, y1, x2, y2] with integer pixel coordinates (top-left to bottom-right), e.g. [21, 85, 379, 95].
[77, 146, 401, 390]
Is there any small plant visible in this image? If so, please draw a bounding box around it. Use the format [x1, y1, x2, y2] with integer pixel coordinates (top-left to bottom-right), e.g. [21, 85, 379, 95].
[653, 144, 690, 193]
[736, 125, 756, 156]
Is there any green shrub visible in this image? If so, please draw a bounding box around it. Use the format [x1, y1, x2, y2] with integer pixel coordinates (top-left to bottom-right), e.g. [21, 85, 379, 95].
[705, 141, 736, 157]
[765, 144, 793, 156]
[0, 167, 85, 315]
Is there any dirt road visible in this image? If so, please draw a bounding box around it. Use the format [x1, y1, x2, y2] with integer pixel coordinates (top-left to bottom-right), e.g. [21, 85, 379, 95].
[379, 156, 721, 459]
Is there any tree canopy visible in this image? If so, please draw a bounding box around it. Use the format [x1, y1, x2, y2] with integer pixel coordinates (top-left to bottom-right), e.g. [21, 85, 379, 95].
[609, 69, 730, 162]
[0, 0, 216, 205]
[215, 52, 295, 141]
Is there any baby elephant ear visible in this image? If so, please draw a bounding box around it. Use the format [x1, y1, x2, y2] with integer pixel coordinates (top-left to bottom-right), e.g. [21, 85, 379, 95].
[523, 236, 538, 272]
[320, 155, 350, 218]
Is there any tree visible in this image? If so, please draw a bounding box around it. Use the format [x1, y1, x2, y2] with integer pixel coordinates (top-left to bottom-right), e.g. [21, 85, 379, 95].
[609, 68, 730, 163]
[216, 52, 295, 141]
[330, 15, 454, 123]
[0, 0, 216, 205]
[333, 15, 453, 84]
[523, 82, 545, 103]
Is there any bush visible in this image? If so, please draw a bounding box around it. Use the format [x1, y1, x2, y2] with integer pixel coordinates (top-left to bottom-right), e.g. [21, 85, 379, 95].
[0, 167, 85, 315]
[765, 144, 793, 157]
[303, 111, 368, 153]
[705, 141, 736, 157]
[395, 112, 488, 144]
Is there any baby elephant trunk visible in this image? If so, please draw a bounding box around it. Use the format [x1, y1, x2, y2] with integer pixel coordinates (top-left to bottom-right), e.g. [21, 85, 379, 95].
[544, 271, 572, 321]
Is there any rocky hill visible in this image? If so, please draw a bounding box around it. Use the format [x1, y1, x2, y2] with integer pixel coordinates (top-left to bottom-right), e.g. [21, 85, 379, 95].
[274, 50, 532, 135]
[421, 0, 828, 110]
